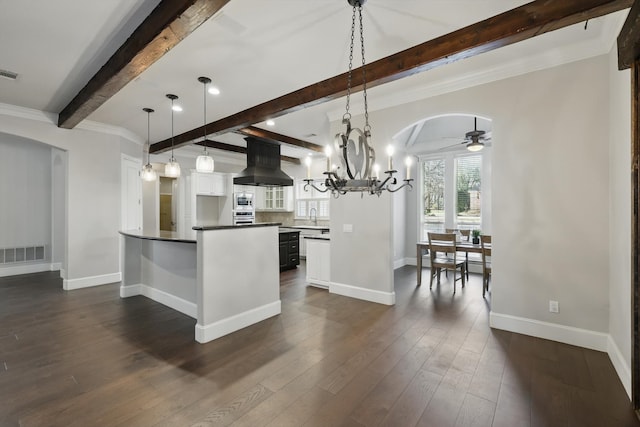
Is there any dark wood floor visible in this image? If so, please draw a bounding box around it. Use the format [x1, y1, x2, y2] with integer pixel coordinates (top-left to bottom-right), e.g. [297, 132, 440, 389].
[0, 264, 638, 427]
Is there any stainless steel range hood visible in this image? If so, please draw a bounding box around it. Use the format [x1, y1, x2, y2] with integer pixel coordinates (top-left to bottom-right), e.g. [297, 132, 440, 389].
[233, 137, 293, 187]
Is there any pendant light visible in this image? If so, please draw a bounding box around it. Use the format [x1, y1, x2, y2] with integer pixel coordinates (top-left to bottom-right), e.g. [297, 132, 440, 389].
[196, 77, 214, 173]
[141, 107, 157, 181]
[164, 94, 181, 178]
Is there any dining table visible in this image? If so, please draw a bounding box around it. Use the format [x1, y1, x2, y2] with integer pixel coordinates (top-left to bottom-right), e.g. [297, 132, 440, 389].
[416, 239, 484, 286]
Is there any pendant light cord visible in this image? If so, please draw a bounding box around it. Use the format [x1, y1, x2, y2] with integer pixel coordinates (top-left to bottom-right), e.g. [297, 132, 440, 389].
[203, 81, 208, 154]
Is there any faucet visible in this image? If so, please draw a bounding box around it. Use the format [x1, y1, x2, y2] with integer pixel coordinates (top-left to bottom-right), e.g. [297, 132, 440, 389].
[309, 207, 317, 226]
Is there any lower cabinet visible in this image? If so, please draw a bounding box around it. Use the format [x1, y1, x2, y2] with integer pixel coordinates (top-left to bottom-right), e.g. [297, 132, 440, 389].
[306, 238, 330, 288]
[279, 231, 300, 271]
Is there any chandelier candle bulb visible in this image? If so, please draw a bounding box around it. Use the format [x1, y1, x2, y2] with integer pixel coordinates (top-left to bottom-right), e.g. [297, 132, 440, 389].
[373, 163, 380, 180]
[386, 145, 394, 171]
[405, 156, 412, 180]
[305, 156, 312, 179]
[324, 145, 332, 171]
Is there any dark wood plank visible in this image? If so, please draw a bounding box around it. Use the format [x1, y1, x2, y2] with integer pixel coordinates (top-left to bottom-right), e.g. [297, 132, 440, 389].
[0, 268, 638, 426]
[236, 126, 324, 153]
[195, 139, 301, 164]
[57, 0, 230, 129]
[617, 1, 640, 70]
[150, 0, 633, 153]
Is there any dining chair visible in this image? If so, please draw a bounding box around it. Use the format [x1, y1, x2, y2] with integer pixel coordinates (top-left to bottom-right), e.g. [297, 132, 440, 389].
[481, 234, 492, 297]
[446, 228, 470, 279]
[427, 232, 466, 293]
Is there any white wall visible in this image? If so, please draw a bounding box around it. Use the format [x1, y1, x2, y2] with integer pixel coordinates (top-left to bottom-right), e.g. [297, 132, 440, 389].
[0, 135, 52, 266]
[339, 55, 612, 338]
[0, 109, 140, 288]
[608, 45, 632, 396]
[52, 147, 67, 270]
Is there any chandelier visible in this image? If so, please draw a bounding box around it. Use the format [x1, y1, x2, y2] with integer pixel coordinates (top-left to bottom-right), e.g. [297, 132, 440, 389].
[304, 0, 413, 197]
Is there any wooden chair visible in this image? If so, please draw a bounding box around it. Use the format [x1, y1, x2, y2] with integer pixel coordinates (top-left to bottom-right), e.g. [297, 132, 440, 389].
[427, 232, 466, 293]
[446, 228, 470, 279]
[481, 234, 492, 297]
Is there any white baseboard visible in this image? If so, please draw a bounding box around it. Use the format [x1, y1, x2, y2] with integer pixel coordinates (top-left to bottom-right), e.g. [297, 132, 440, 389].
[405, 257, 417, 266]
[60, 268, 66, 279]
[50, 262, 62, 271]
[119, 283, 197, 319]
[0, 262, 60, 277]
[195, 300, 281, 344]
[307, 278, 330, 289]
[489, 311, 609, 352]
[607, 335, 632, 400]
[394, 258, 409, 269]
[330, 282, 396, 306]
[63, 272, 122, 290]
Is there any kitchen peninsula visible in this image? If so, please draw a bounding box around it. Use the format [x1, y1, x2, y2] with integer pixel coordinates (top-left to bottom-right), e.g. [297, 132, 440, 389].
[119, 223, 281, 343]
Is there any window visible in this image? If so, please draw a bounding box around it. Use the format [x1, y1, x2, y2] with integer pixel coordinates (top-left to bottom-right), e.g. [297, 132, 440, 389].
[420, 153, 485, 239]
[422, 158, 445, 232]
[455, 155, 481, 229]
[295, 179, 330, 220]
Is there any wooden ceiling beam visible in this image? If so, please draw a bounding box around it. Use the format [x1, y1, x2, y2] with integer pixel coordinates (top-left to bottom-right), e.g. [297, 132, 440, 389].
[195, 140, 301, 165]
[150, 0, 632, 153]
[618, 0, 640, 69]
[235, 126, 324, 153]
[57, 0, 229, 129]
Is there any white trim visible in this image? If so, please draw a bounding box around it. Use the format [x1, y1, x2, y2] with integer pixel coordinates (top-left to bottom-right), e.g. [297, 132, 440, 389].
[489, 312, 608, 351]
[195, 301, 281, 344]
[0, 262, 59, 277]
[63, 272, 121, 290]
[120, 283, 197, 318]
[307, 279, 330, 289]
[77, 120, 143, 145]
[607, 335, 632, 400]
[50, 262, 62, 271]
[330, 282, 396, 306]
[393, 258, 407, 269]
[60, 268, 66, 279]
[405, 257, 418, 266]
[0, 102, 57, 124]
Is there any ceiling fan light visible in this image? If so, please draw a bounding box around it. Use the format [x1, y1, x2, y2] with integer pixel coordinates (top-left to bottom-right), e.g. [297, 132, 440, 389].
[466, 141, 484, 152]
[141, 163, 157, 181]
[165, 157, 181, 177]
[196, 154, 214, 173]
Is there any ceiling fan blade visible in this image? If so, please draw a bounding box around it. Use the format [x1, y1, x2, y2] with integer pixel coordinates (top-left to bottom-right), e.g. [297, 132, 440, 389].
[438, 141, 465, 151]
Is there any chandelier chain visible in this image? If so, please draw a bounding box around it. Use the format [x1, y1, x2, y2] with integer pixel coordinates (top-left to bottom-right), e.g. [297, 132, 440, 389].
[358, 4, 370, 132]
[344, 5, 357, 120]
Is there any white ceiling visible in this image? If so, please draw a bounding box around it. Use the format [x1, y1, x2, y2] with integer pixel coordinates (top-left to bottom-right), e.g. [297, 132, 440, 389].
[0, 1, 629, 159]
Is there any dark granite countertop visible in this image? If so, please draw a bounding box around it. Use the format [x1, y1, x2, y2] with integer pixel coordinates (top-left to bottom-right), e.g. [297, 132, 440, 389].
[119, 229, 196, 243]
[279, 227, 301, 234]
[193, 222, 281, 231]
[304, 234, 330, 241]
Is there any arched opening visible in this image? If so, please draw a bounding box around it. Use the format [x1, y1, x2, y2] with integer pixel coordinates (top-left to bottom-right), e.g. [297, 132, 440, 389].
[0, 134, 67, 279]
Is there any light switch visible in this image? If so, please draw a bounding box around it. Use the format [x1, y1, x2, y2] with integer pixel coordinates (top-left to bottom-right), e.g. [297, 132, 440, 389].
[343, 224, 353, 233]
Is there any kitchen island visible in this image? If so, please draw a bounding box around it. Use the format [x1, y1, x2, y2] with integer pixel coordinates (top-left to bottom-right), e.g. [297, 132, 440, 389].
[119, 223, 281, 343]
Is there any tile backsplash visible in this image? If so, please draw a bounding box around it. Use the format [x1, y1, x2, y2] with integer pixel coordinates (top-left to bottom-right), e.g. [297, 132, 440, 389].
[255, 211, 329, 227]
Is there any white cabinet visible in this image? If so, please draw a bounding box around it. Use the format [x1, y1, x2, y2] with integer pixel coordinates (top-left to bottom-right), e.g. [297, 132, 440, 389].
[255, 186, 294, 211]
[306, 238, 330, 288]
[194, 172, 226, 196]
[299, 229, 323, 258]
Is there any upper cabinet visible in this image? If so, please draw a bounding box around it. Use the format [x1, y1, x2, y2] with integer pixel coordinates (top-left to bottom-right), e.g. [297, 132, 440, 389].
[193, 172, 227, 196]
[255, 186, 294, 212]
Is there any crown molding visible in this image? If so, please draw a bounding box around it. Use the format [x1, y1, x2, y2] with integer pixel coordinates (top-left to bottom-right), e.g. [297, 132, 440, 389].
[0, 102, 144, 145]
[0, 102, 57, 124]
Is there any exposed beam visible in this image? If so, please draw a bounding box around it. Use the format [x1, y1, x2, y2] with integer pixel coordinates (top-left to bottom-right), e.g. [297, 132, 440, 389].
[195, 140, 301, 165]
[236, 126, 324, 153]
[57, 0, 230, 129]
[150, 0, 631, 153]
[618, 0, 640, 69]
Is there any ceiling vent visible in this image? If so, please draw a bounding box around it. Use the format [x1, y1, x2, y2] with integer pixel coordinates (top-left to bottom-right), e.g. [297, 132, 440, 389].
[0, 69, 18, 80]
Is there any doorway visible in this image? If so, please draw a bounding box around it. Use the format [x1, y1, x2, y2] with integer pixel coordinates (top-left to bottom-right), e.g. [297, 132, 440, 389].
[160, 177, 177, 231]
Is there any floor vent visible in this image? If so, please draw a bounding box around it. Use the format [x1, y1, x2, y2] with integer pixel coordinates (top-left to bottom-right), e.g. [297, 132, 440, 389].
[0, 246, 46, 264]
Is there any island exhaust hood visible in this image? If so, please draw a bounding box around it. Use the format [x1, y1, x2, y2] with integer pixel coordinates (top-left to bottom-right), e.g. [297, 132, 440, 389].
[233, 137, 293, 187]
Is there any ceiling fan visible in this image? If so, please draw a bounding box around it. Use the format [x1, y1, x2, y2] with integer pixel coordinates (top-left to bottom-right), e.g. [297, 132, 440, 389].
[439, 117, 490, 152]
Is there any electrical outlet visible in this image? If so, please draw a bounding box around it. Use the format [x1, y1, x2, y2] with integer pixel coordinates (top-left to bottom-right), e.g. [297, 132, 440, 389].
[549, 300, 559, 313]
[343, 224, 353, 233]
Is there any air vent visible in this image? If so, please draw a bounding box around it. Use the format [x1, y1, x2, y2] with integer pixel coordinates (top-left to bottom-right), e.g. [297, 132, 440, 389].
[0, 69, 18, 80]
[0, 246, 46, 264]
